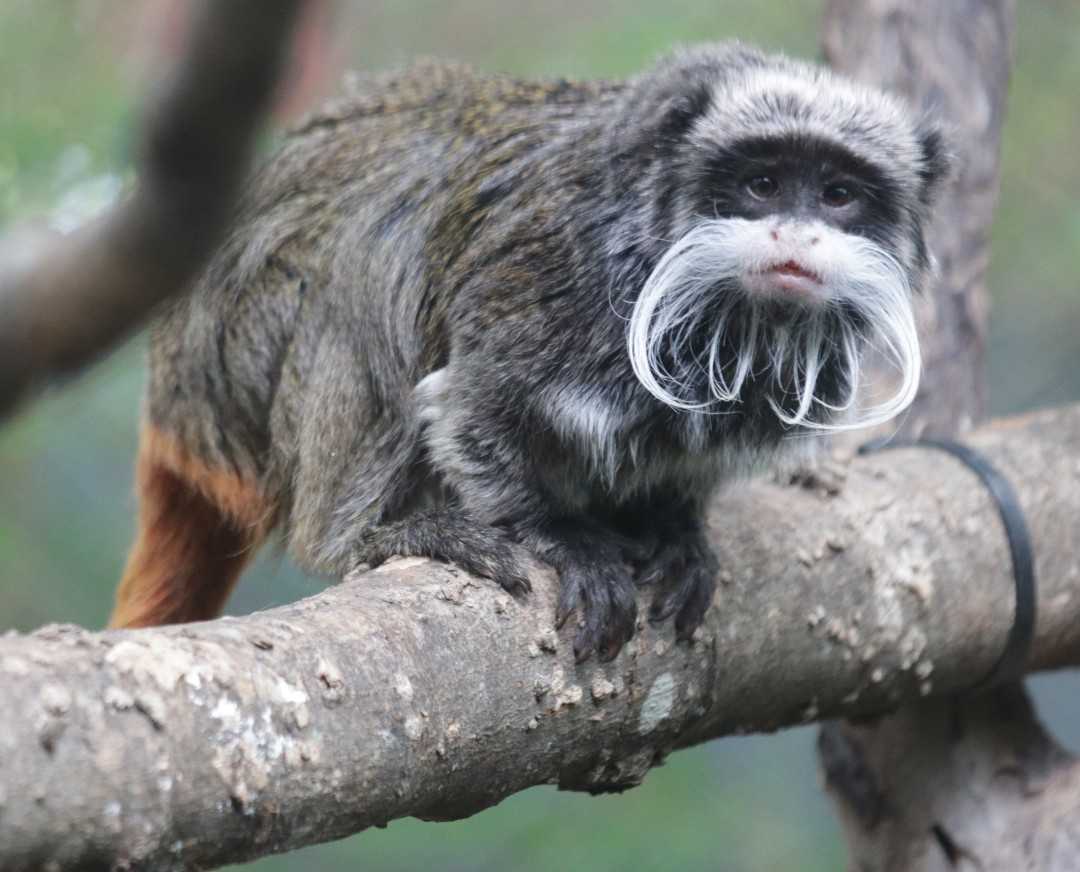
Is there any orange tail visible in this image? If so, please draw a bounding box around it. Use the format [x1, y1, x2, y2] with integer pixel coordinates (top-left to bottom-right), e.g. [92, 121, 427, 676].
[110, 425, 275, 629]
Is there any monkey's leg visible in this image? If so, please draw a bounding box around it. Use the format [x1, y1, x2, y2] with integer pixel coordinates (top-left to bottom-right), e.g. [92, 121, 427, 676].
[419, 368, 643, 661]
[282, 326, 536, 597]
[630, 502, 718, 640]
[110, 425, 275, 629]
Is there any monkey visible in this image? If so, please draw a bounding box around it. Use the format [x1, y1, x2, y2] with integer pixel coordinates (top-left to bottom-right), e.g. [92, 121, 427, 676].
[110, 42, 949, 662]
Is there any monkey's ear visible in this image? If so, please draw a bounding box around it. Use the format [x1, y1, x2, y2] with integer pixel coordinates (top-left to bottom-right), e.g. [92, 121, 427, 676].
[654, 84, 715, 144]
[611, 80, 715, 168]
[915, 120, 953, 206]
[610, 45, 760, 166]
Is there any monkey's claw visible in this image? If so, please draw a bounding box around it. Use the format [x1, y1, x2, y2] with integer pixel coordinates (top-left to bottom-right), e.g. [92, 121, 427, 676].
[637, 528, 718, 640]
[554, 560, 637, 662]
[529, 521, 638, 662]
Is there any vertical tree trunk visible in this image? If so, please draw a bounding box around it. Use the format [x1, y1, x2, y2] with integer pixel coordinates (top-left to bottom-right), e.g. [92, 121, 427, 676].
[823, 0, 1009, 440]
[818, 3, 1080, 869]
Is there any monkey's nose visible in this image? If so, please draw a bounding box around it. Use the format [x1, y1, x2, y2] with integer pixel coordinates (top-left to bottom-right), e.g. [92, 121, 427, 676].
[771, 221, 825, 248]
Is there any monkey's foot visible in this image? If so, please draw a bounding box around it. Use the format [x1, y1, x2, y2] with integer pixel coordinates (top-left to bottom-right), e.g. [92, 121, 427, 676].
[352, 510, 533, 597]
[526, 521, 638, 663]
[636, 526, 717, 640]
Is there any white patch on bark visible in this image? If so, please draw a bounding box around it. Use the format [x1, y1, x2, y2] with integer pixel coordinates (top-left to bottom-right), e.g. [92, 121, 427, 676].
[591, 677, 616, 702]
[638, 673, 677, 734]
[105, 639, 200, 690]
[555, 685, 583, 709]
[394, 673, 414, 703]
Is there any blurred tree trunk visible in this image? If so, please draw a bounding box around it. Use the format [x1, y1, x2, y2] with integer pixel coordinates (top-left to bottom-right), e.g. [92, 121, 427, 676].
[824, 0, 1007, 439]
[820, 2, 1080, 869]
[0, 0, 309, 419]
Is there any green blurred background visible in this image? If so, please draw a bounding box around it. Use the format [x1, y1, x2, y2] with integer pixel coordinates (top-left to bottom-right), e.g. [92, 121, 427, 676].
[2, 2, 1078, 869]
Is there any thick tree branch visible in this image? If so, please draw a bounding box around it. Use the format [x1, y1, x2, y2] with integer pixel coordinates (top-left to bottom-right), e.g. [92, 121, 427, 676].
[1, 404, 1077, 871]
[0, 0, 306, 419]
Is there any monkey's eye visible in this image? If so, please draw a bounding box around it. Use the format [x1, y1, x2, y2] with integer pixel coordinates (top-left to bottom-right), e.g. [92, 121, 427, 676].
[822, 183, 858, 208]
[745, 176, 781, 200]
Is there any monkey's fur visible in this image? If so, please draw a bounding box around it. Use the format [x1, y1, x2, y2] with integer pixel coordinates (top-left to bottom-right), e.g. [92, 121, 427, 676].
[112, 43, 949, 661]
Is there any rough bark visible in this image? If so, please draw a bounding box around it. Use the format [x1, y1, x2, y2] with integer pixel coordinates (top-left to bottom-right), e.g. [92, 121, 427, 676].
[0, 0, 306, 419]
[818, 3, 1080, 871]
[1, 404, 1078, 871]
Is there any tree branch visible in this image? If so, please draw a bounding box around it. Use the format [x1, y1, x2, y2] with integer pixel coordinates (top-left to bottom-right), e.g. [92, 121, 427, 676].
[0, 0, 307, 420]
[1, 403, 1077, 871]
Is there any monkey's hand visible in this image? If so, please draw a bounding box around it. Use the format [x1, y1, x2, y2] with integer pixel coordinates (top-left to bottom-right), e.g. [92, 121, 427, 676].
[352, 508, 533, 597]
[354, 510, 640, 661]
[634, 518, 717, 641]
[519, 519, 644, 663]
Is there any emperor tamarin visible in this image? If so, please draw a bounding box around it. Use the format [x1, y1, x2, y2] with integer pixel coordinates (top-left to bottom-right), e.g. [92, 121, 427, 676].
[111, 43, 950, 661]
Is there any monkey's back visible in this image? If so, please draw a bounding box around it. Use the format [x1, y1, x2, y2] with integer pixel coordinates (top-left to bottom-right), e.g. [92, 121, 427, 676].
[145, 62, 621, 510]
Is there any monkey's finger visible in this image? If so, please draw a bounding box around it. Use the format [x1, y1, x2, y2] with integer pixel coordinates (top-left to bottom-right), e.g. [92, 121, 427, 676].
[573, 567, 637, 663]
[555, 574, 582, 630]
[674, 567, 716, 641]
[598, 583, 637, 662]
[648, 590, 680, 624]
[648, 559, 711, 626]
[483, 547, 533, 599]
[491, 572, 531, 599]
[457, 540, 534, 598]
[635, 547, 685, 588]
[572, 571, 609, 663]
[573, 632, 595, 664]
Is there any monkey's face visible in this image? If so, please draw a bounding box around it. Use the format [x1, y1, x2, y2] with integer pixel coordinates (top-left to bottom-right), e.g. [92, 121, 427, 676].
[625, 102, 948, 432]
[627, 162, 919, 430]
[614, 51, 952, 432]
[699, 137, 903, 306]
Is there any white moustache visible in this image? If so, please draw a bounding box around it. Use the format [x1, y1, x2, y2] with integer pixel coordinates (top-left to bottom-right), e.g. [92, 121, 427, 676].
[626, 218, 921, 432]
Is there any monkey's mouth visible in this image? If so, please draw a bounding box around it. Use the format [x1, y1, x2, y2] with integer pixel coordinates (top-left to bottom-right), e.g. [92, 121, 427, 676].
[769, 260, 820, 282]
[748, 260, 824, 300]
